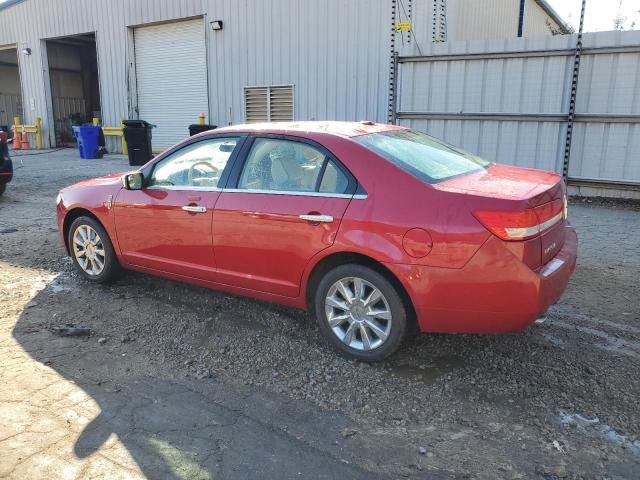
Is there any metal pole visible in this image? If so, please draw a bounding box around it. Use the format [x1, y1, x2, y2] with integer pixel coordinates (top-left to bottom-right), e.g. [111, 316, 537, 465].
[388, 0, 398, 123]
[518, 0, 526, 37]
[391, 52, 399, 124]
[562, 0, 586, 179]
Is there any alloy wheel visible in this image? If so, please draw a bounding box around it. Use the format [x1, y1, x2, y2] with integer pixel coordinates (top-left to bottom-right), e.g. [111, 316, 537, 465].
[72, 224, 106, 276]
[324, 276, 392, 351]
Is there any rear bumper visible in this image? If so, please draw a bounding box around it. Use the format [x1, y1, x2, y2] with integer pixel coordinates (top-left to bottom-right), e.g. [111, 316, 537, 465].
[0, 160, 12, 183]
[386, 225, 578, 334]
[536, 226, 578, 311]
[1, 136, 12, 182]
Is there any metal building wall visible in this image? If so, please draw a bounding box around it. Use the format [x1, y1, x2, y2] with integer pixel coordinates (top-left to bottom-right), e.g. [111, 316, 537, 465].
[395, 30, 640, 192]
[446, 0, 521, 41]
[0, 0, 392, 150]
[443, 0, 563, 41]
[524, 0, 562, 36]
[204, 0, 391, 127]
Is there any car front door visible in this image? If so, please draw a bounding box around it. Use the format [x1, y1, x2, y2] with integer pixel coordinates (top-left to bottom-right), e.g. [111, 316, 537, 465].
[113, 136, 243, 280]
[212, 136, 356, 297]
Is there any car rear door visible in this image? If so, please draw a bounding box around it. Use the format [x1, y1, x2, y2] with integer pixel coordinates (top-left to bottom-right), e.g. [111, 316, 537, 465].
[113, 136, 244, 280]
[212, 135, 356, 297]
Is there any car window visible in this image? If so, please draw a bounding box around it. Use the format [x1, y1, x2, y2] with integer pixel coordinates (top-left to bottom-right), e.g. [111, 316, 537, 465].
[319, 160, 349, 194]
[238, 138, 328, 192]
[148, 138, 239, 189]
[354, 129, 491, 183]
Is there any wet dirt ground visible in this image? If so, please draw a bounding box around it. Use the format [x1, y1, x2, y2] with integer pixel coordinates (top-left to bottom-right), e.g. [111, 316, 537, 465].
[1, 150, 639, 479]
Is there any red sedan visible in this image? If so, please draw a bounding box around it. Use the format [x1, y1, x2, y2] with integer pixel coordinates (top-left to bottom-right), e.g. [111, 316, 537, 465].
[56, 122, 577, 361]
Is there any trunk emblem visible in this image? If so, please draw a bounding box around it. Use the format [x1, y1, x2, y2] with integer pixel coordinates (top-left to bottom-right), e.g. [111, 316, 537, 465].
[544, 242, 557, 256]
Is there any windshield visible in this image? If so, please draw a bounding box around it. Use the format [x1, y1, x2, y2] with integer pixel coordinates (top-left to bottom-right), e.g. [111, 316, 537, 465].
[354, 129, 492, 183]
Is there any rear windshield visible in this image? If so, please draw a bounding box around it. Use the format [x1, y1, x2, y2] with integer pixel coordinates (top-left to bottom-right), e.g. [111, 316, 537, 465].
[354, 129, 491, 183]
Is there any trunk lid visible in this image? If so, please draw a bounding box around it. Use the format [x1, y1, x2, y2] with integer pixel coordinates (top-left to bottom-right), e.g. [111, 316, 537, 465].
[435, 164, 562, 204]
[436, 164, 567, 269]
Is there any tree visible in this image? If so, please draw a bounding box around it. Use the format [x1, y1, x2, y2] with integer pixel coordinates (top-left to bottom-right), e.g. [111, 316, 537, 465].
[546, 18, 574, 35]
[613, 0, 627, 30]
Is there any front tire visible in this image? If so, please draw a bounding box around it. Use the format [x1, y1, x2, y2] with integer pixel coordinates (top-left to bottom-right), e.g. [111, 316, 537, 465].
[68, 216, 120, 283]
[314, 264, 407, 362]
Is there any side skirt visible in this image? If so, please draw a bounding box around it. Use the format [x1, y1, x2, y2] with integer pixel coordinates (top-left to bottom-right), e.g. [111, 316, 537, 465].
[121, 261, 306, 310]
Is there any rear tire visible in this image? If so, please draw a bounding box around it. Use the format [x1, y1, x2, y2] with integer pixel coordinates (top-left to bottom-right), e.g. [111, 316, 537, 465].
[0, 183, 6, 196]
[314, 264, 407, 362]
[68, 216, 120, 283]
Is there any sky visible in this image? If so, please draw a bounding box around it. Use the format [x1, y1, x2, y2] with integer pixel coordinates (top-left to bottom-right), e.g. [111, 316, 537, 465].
[0, 0, 638, 32]
[547, 0, 640, 31]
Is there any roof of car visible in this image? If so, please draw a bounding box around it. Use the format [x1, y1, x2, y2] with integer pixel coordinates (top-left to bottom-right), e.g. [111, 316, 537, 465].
[213, 121, 406, 138]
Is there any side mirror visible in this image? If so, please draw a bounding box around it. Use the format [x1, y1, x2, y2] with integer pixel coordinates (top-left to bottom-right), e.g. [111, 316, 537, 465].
[122, 172, 143, 190]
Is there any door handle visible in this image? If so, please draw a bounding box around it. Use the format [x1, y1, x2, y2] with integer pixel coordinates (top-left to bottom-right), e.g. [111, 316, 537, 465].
[299, 214, 333, 223]
[182, 205, 207, 213]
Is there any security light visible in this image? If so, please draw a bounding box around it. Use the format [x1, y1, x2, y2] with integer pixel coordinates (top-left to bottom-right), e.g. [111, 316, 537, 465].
[211, 20, 223, 31]
[22, 48, 31, 56]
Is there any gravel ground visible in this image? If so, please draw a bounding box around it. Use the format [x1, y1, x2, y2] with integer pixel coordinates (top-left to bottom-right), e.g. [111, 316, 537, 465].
[1, 149, 639, 479]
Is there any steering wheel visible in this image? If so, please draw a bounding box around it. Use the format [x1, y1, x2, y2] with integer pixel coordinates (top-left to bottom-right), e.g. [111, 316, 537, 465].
[188, 161, 219, 185]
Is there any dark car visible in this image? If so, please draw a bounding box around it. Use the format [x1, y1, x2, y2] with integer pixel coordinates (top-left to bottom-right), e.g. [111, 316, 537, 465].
[0, 131, 13, 196]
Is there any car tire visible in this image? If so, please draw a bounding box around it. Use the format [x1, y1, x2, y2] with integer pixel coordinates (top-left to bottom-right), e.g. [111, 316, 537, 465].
[0, 183, 5, 196]
[68, 216, 120, 283]
[314, 264, 407, 362]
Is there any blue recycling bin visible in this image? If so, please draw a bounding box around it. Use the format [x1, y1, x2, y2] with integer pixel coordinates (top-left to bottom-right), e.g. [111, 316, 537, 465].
[72, 125, 101, 159]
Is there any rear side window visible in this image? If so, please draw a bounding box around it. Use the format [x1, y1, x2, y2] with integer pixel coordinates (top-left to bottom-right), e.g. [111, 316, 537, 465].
[319, 160, 349, 194]
[238, 138, 350, 194]
[354, 129, 491, 183]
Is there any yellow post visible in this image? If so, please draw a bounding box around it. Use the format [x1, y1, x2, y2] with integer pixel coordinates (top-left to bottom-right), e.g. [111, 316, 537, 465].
[120, 119, 128, 156]
[199, 112, 205, 125]
[13, 116, 20, 128]
[92, 117, 100, 126]
[35, 117, 43, 149]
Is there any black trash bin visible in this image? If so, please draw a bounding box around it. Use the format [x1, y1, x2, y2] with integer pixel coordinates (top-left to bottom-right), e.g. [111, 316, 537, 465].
[188, 124, 217, 136]
[122, 120, 154, 166]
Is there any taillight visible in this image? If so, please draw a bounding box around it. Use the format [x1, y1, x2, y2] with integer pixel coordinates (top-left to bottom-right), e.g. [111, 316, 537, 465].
[474, 199, 563, 241]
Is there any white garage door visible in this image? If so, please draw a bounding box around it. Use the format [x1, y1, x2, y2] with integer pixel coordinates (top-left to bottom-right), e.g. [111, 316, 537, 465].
[134, 19, 208, 151]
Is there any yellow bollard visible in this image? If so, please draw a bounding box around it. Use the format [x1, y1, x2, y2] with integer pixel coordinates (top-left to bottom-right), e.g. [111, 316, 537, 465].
[120, 119, 128, 156]
[103, 120, 128, 156]
[199, 112, 205, 125]
[92, 117, 100, 126]
[35, 117, 43, 149]
[12, 115, 43, 149]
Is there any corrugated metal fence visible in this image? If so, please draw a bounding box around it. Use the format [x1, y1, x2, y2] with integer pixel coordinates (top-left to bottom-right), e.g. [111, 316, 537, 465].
[394, 30, 640, 191]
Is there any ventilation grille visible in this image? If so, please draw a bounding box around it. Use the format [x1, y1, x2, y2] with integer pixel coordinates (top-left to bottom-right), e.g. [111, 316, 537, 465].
[244, 85, 294, 123]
